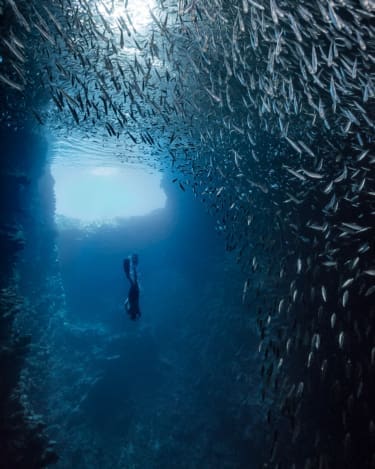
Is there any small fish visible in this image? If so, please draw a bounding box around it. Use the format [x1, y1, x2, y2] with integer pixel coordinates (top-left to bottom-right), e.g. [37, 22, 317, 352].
[216, 186, 224, 196]
[127, 132, 137, 144]
[302, 169, 324, 180]
[67, 102, 79, 124]
[334, 166, 347, 183]
[33, 22, 56, 46]
[311, 44, 318, 73]
[298, 141, 315, 158]
[296, 381, 304, 398]
[285, 136, 302, 154]
[307, 351, 313, 368]
[2, 38, 25, 62]
[342, 290, 349, 308]
[0, 72, 24, 91]
[363, 269, 375, 277]
[341, 278, 354, 289]
[204, 87, 222, 103]
[330, 313, 336, 328]
[242, 279, 250, 303]
[323, 180, 334, 194]
[321, 285, 327, 302]
[248, 0, 265, 10]
[342, 222, 370, 233]
[357, 149, 370, 162]
[338, 331, 345, 349]
[312, 333, 320, 350]
[283, 165, 306, 181]
[6, 0, 31, 32]
[119, 27, 124, 48]
[328, 2, 343, 30]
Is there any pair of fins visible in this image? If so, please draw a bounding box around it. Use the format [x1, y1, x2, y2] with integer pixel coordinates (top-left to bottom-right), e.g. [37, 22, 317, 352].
[123, 253, 138, 279]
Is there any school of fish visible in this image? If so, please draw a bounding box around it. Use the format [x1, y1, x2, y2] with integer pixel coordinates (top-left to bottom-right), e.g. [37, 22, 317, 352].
[0, 0, 374, 467]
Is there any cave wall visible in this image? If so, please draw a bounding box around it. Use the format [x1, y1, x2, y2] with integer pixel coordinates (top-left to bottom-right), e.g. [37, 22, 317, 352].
[0, 125, 58, 468]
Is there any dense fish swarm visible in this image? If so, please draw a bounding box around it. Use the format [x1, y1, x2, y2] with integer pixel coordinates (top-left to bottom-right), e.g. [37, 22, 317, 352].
[0, 0, 374, 467]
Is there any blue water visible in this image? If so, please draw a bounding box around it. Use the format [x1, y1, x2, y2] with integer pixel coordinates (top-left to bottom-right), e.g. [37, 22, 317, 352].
[22, 168, 262, 468]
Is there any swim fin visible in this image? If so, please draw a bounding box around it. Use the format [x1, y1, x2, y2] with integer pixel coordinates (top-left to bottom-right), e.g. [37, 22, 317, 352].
[123, 258, 130, 279]
[131, 253, 139, 267]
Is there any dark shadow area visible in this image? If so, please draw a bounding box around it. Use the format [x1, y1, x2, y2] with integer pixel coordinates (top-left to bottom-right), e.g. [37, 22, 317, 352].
[0, 126, 58, 468]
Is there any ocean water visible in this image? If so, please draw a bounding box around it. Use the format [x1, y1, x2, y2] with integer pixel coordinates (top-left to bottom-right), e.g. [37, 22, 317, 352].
[0, 1, 374, 468]
[15, 136, 262, 469]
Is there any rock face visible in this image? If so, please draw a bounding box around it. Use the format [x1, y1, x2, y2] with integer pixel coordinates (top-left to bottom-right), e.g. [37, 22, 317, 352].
[0, 127, 58, 468]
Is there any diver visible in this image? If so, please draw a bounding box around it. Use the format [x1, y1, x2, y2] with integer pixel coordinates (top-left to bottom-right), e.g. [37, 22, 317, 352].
[123, 254, 141, 321]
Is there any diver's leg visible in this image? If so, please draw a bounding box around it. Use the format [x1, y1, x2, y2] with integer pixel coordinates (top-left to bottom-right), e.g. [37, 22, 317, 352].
[123, 258, 130, 275]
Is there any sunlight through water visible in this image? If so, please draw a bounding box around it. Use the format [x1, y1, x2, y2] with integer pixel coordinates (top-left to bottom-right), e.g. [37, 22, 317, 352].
[96, 0, 156, 32]
[50, 135, 167, 228]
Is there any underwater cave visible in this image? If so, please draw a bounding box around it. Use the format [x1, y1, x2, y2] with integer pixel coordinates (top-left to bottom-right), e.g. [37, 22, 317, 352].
[0, 0, 374, 468]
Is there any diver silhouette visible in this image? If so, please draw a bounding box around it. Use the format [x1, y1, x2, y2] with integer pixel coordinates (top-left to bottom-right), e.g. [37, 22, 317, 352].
[123, 254, 141, 320]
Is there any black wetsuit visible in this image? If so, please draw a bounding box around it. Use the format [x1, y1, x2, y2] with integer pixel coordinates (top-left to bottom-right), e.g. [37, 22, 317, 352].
[123, 256, 141, 320]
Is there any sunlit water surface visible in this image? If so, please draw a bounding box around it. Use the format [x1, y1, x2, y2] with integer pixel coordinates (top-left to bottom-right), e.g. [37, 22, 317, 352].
[49, 135, 167, 227]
